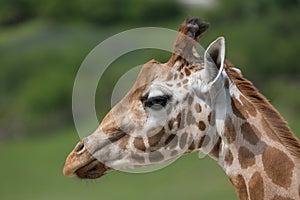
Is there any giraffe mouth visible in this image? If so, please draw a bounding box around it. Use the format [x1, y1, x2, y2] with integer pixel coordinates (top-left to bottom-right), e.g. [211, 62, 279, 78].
[75, 159, 109, 179]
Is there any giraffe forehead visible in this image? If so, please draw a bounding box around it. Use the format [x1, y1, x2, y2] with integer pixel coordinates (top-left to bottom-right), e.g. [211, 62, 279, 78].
[133, 61, 204, 100]
[126, 62, 170, 100]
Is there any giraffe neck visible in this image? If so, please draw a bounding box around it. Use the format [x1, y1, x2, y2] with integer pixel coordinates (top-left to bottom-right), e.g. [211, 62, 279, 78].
[212, 68, 300, 200]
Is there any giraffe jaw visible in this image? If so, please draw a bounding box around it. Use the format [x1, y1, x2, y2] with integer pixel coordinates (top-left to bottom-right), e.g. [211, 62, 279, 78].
[74, 159, 109, 179]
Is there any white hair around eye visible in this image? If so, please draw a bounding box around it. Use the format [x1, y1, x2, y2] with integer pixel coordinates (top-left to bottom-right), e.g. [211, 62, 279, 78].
[148, 84, 172, 98]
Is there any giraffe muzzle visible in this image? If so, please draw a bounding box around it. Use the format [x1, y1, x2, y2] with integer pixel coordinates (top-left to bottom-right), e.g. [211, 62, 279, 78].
[63, 139, 110, 179]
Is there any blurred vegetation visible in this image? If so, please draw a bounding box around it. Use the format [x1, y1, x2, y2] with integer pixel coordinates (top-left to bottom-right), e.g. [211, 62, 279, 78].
[0, 0, 181, 26]
[0, 0, 299, 199]
[0, 0, 183, 139]
[0, 0, 299, 140]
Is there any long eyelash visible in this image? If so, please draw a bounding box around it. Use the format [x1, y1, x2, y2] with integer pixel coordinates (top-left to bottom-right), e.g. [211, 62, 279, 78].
[143, 95, 171, 108]
[146, 95, 171, 104]
[139, 93, 149, 103]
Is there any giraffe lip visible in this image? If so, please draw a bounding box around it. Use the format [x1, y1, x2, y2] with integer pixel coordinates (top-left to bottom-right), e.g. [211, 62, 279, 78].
[75, 159, 108, 179]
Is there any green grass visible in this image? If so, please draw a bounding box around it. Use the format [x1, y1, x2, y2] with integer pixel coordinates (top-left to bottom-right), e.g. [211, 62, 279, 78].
[0, 127, 236, 200]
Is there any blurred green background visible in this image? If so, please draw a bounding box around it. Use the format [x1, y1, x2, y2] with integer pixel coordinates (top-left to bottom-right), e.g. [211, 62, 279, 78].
[0, 0, 299, 199]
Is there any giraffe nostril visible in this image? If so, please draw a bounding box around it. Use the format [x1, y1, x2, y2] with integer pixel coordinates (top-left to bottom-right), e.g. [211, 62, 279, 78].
[75, 142, 85, 154]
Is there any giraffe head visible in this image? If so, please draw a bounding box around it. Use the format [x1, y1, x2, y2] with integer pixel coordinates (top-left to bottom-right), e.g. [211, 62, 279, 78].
[63, 18, 227, 179]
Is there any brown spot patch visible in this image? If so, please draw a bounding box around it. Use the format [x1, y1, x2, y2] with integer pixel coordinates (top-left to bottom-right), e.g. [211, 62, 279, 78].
[271, 196, 294, 200]
[184, 68, 191, 76]
[229, 174, 248, 200]
[179, 72, 184, 79]
[188, 96, 193, 105]
[134, 137, 146, 151]
[166, 113, 181, 132]
[175, 112, 182, 128]
[131, 153, 145, 163]
[166, 73, 172, 81]
[165, 134, 176, 145]
[176, 82, 181, 87]
[186, 110, 196, 125]
[198, 135, 205, 148]
[262, 147, 294, 189]
[188, 141, 196, 151]
[241, 122, 260, 145]
[179, 132, 188, 149]
[165, 134, 178, 149]
[224, 115, 236, 144]
[149, 151, 164, 162]
[298, 185, 300, 197]
[148, 128, 164, 147]
[166, 83, 173, 87]
[168, 118, 176, 130]
[194, 103, 202, 113]
[238, 146, 255, 169]
[208, 136, 221, 159]
[179, 62, 185, 71]
[170, 150, 178, 157]
[202, 135, 211, 147]
[208, 110, 216, 126]
[183, 79, 188, 84]
[198, 121, 206, 131]
[231, 97, 245, 119]
[249, 172, 264, 200]
[118, 135, 130, 149]
[178, 110, 185, 129]
[174, 73, 178, 80]
[224, 149, 233, 166]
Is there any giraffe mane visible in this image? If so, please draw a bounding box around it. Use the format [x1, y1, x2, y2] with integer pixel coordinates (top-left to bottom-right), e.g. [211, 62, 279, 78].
[224, 61, 300, 159]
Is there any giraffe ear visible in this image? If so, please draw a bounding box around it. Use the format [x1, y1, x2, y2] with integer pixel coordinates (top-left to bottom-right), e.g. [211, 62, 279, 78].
[203, 37, 225, 85]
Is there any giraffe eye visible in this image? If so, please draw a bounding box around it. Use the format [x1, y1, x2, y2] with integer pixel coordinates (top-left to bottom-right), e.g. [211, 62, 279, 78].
[142, 95, 171, 110]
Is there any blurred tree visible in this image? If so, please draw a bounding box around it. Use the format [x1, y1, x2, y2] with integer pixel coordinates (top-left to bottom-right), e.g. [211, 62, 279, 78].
[0, 0, 34, 25]
[0, 0, 182, 26]
[0, 0, 299, 140]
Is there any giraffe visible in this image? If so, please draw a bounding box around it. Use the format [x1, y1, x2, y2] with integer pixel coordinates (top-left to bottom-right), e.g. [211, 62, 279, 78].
[63, 18, 300, 200]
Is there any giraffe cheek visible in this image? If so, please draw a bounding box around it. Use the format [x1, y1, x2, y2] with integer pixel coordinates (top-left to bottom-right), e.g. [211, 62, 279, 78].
[129, 107, 147, 128]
